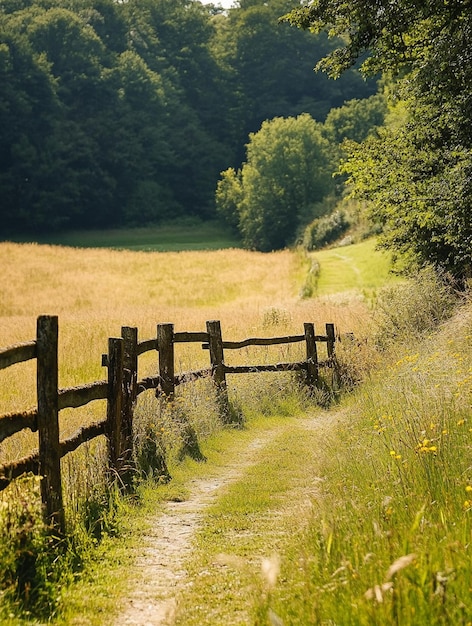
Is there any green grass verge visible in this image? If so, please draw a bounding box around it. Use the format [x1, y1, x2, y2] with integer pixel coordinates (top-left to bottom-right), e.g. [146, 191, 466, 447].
[312, 238, 400, 297]
[7, 219, 241, 252]
[256, 303, 472, 625]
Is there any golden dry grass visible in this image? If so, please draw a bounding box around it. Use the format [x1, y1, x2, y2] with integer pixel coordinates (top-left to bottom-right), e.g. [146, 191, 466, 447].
[0, 242, 371, 464]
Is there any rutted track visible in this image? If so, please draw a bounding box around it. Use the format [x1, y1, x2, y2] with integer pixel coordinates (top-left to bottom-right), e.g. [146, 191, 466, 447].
[116, 432, 280, 626]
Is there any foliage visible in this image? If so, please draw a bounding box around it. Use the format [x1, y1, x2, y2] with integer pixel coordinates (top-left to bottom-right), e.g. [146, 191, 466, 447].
[0, 477, 62, 619]
[220, 0, 378, 154]
[303, 209, 351, 250]
[284, 0, 472, 281]
[0, 0, 377, 237]
[216, 114, 335, 251]
[323, 92, 387, 145]
[372, 266, 457, 349]
[342, 100, 472, 280]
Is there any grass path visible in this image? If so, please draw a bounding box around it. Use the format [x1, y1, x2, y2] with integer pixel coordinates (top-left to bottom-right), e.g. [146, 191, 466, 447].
[63, 409, 340, 625]
[116, 430, 283, 625]
[312, 238, 399, 296]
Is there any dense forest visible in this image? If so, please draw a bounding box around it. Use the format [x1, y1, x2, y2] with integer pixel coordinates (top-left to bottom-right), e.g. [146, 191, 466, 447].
[0, 0, 377, 236]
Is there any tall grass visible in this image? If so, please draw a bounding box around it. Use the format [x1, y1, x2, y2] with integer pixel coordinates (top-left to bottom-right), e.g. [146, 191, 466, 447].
[0, 240, 372, 620]
[256, 271, 472, 625]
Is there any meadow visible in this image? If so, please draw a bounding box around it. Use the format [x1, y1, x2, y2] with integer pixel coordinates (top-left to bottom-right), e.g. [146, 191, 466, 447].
[2, 236, 469, 625]
[7, 219, 241, 252]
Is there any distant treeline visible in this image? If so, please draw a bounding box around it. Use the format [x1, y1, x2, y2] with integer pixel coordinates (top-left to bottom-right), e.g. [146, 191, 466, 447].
[0, 0, 377, 235]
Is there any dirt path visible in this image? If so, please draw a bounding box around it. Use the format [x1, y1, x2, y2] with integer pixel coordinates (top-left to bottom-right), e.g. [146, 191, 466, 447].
[115, 431, 281, 626]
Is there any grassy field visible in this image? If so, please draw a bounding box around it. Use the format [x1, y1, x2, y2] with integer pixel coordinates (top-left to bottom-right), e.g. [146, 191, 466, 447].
[3, 234, 470, 625]
[7, 219, 241, 252]
[311, 238, 401, 297]
[0, 237, 376, 622]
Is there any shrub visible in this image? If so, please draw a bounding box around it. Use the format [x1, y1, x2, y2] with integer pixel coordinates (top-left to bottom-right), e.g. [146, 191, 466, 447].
[373, 266, 457, 349]
[303, 209, 351, 250]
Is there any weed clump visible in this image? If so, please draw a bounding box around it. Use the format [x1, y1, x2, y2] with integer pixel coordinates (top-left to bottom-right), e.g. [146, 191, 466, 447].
[0, 476, 63, 620]
[373, 266, 457, 348]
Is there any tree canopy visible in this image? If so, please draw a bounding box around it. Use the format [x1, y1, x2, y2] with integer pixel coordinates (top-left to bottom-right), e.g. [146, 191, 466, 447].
[0, 0, 377, 235]
[216, 114, 334, 251]
[285, 0, 472, 280]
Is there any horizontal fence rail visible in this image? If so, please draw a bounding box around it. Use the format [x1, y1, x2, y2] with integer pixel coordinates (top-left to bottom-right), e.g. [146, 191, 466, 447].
[0, 341, 37, 370]
[0, 316, 338, 532]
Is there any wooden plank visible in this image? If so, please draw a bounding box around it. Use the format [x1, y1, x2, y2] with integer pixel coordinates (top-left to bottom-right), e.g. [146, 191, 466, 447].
[175, 368, 213, 385]
[137, 375, 161, 395]
[58, 381, 108, 410]
[0, 341, 36, 370]
[0, 453, 40, 492]
[173, 331, 208, 343]
[36, 315, 64, 533]
[202, 334, 304, 350]
[0, 409, 37, 443]
[202, 336, 329, 350]
[225, 361, 307, 374]
[121, 326, 138, 485]
[206, 321, 226, 387]
[206, 320, 230, 422]
[304, 323, 319, 388]
[59, 420, 107, 456]
[157, 324, 175, 398]
[325, 323, 339, 387]
[326, 323, 336, 359]
[137, 338, 157, 355]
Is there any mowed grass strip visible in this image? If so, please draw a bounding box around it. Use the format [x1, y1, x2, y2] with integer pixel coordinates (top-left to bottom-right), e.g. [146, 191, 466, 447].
[313, 238, 400, 296]
[172, 412, 334, 626]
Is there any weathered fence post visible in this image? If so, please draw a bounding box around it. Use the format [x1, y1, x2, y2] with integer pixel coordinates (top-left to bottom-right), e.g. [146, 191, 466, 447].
[304, 322, 319, 389]
[325, 323, 339, 388]
[206, 320, 230, 421]
[36, 315, 65, 533]
[121, 326, 138, 485]
[157, 324, 174, 399]
[106, 337, 124, 475]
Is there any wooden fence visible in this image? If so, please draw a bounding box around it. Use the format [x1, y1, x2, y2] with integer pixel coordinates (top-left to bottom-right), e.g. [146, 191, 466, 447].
[0, 316, 337, 533]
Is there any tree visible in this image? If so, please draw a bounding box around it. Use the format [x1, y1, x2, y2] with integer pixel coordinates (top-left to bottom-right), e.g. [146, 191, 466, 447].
[341, 99, 472, 277]
[323, 93, 387, 145]
[216, 114, 334, 251]
[220, 0, 378, 156]
[285, 0, 472, 280]
[124, 0, 235, 217]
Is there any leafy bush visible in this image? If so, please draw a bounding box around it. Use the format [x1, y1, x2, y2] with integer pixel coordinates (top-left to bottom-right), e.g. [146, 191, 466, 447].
[303, 209, 351, 250]
[216, 114, 335, 251]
